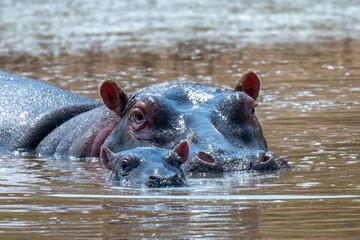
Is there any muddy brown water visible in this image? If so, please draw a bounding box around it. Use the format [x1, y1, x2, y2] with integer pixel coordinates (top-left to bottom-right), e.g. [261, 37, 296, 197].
[1, 40, 359, 239]
[1, 0, 360, 239]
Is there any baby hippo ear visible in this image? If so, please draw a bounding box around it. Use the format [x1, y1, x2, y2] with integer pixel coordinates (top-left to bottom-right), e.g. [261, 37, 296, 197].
[234, 71, 261, 100]
[100, 80, 128, 116]
[174, 141, 189, 165]
[100, 146, 118, 170]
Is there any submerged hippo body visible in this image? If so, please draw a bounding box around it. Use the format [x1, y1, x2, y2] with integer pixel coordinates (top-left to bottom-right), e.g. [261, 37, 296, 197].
[101, 142, 189, 187]
[0, 70, 102, 154]
[0, 70, 289, 175]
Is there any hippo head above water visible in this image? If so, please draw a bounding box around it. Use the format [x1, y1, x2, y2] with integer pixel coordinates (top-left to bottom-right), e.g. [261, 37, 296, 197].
[99, 71, 290, 174]
[101, 142, 189, 187]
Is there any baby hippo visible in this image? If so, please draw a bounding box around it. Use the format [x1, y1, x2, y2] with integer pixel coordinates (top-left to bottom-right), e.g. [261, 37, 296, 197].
[100, 142, 189, 188]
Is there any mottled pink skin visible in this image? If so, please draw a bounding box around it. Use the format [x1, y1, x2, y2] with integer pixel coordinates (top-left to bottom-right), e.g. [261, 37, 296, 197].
[91, 119, 121, 157]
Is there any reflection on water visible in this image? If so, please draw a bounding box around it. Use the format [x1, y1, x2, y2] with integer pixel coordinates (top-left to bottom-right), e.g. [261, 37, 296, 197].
[50, 194, 360, 200]
[1, 0, 359, 54]
[1, 0, 360, 239]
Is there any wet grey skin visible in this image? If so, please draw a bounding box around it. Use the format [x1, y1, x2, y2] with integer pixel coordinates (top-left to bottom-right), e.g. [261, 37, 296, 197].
[0, 70, 101, 154]
[100, 71, 291, 174]
[100, 142, 189, 188]
[0, 70, 290, 174]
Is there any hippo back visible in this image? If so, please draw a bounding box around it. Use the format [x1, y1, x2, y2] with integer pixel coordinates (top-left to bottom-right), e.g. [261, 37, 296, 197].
[0, 70, 101, 152]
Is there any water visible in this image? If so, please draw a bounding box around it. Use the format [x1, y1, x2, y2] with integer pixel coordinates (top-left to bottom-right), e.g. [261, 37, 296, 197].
[1, 0, 360, 239]
[1, 0, 360, 54]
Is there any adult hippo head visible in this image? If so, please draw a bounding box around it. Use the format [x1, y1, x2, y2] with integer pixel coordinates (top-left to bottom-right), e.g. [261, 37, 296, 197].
[100, 71, 289, 174]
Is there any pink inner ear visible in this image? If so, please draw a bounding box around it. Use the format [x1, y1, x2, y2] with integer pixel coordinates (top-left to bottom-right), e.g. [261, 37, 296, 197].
[175, 141, 189, 165]
[241, 71, 261, 100]
[103, 84, 116, 98]
[100, 81, 119, 109]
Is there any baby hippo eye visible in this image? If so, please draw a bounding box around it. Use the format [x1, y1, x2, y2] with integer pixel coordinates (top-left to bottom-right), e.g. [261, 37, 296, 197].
[119, 155, 139, 176]
[120, 160, 130, 176]
[121, 161, 129, 171]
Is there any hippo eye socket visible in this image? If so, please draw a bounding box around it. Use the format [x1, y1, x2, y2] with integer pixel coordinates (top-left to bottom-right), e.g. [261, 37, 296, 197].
[121, 161, 129, 170]
[120, 160, 130, 176]
[135, 113, 143, 121]
[119, 155, 140, 176]
[132, 108, 145, 125]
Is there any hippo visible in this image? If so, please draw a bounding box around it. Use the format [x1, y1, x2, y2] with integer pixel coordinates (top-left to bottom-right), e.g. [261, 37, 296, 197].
[0, 70, 289, 175]
[101, 141, 189, 187]
[98, 71, 290, 173]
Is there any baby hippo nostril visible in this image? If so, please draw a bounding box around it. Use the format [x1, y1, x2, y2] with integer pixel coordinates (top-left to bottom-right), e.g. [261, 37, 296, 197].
[149, 176, 159, 180]
[146, 173, 185, 188]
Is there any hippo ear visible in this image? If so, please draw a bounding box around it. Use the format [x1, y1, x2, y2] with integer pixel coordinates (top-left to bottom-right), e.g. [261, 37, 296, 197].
[174, 141, 189, 165]
[234, 71, 261, 100]
[100, 146, 117, 170]
[100, 80, 128, 116]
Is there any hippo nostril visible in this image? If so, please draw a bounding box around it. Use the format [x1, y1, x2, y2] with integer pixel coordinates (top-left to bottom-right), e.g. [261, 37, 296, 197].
[250, 151, 278, 171]
[197, 152, 218, 166]
[264, 152, 275, 162]
[149, 176, 159, 180]
[146, 173, 186, 188]
[261, 154, 270, 163]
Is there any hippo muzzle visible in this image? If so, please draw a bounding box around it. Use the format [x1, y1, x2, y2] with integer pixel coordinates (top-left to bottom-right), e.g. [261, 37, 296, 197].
[100, 142, 189, 188]
[146, 173, 186, 188]
[189, 146, 290, 173]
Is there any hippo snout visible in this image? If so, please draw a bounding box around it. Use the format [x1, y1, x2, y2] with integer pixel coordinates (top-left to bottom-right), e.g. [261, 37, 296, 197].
[223, 150, 290, 171]
[146, 173, 186, 188]
[193, 150, 290, 172]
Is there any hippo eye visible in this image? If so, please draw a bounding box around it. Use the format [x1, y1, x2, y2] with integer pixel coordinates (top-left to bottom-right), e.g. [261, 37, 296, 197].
[135, 113, 143, 121]
[119, 155, 140, 176]
[120, 160, 130, 176]
[121, 161, 129, 170]
[132, 108, 145, 124]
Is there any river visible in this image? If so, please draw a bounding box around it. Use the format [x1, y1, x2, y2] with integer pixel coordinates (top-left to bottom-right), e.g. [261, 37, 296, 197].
[0, 0, 359, 239]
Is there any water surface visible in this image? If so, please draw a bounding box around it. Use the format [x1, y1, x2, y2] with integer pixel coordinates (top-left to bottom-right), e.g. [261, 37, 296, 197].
[0, 0, 360, 239]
